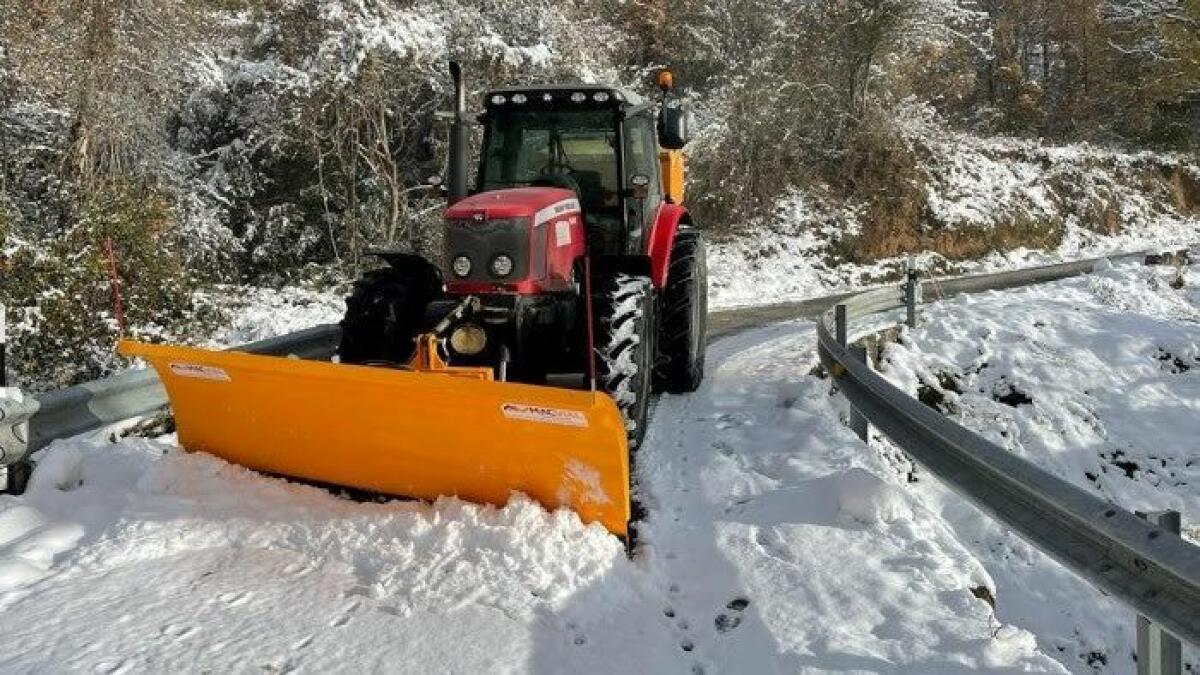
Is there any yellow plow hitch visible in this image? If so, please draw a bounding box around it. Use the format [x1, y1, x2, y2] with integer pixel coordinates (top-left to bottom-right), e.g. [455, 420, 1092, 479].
[117, 339, 631, 537]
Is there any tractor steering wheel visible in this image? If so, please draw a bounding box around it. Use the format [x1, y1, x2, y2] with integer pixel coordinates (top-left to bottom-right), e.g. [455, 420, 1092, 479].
[531, 166, 581, 195]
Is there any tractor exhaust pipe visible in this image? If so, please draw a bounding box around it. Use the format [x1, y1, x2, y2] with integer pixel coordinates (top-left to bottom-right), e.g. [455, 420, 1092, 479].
[448, 62, 469, 204]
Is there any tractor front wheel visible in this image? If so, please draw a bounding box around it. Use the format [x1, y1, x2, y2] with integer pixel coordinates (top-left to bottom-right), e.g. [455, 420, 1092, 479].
[338, 260, 442, 366]
[594, 273, 655, 451]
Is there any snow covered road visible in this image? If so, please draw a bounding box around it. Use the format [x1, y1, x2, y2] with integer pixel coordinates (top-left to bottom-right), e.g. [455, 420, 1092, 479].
[0, 317, 1063, 673]
[1, 259, 1196, 673]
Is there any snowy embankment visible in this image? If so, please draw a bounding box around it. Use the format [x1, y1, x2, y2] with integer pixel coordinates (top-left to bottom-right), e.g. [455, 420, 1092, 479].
[709, 133, 1200, 309]
[876, 258, 1199, 671]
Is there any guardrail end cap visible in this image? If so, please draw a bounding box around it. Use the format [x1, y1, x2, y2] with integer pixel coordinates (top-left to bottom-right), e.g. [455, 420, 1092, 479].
[0, 389, 39, 464]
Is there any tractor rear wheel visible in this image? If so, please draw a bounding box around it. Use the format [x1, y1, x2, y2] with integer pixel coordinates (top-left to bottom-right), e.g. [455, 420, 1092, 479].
[656, 228, 707, 393]
[594, 273, 655, 451]
[338, 261, 441, 366]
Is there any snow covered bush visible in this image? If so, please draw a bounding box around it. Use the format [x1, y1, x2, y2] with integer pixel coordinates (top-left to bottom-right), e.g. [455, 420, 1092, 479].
[683, 0, 989, 231]
[2, 184, 204, 389]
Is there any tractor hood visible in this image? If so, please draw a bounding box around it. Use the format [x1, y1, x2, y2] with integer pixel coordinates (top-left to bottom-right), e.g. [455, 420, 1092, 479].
[443, 187, 584, 293]
[445, 187, 579, 223]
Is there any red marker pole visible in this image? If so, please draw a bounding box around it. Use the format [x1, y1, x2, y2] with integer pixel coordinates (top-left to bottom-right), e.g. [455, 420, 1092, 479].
[0, 303, 7, 387]
[103, 237, 127, 337]
[583, 256, 597, 399]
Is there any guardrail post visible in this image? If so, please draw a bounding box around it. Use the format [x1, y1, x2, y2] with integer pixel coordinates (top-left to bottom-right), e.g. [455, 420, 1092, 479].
[835, 304, 848, 347]
[904, 263, 920, 329]
[849, 345, 869, 442]
[1135, 510, 1183, 675]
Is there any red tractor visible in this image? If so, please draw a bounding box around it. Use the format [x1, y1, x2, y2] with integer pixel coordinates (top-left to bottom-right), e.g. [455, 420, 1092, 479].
[119, 64, 704, 537]
[337, 64, 708, 450]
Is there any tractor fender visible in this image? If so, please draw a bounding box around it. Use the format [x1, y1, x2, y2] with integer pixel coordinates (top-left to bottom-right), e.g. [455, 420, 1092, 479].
[646, 204, 691, 289]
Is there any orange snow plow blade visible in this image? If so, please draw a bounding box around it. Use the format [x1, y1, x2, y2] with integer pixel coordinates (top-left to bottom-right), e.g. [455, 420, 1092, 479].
[117, 340, 631, 537]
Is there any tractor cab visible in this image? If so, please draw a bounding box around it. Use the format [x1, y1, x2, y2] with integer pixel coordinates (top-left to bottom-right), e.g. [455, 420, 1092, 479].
[475, 85, 663, 256]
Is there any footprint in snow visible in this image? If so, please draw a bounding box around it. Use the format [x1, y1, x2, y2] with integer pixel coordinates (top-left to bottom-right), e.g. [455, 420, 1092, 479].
[330, 599, 361, 627]
[714, 614, 741, 633]
[715, 597, 751, 634]
[160, 623, 197, 639]
[217, 590, 252, 607]
[282, 561, 312, 577]
[92, 658, 132, 675]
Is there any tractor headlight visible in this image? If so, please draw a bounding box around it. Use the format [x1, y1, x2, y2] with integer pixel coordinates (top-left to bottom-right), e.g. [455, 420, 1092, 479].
[490, 254, 514, 278]
[452, 255, 472, 278]
[450, 324, 487, 356]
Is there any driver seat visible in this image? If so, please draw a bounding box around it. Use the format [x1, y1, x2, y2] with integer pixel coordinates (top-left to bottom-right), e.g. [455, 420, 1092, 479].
[571, 170, 607, 212]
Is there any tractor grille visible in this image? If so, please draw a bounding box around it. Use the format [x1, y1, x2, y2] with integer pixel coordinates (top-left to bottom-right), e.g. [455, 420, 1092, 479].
[445, 217, 530, 283]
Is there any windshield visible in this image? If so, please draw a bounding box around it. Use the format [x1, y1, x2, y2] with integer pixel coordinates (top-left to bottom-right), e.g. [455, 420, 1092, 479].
[478, 109, 621, 215]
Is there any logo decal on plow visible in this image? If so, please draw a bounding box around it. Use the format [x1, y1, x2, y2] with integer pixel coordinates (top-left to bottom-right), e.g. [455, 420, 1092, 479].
[169, 362, 231, 382]
[501, 403, 588, 428]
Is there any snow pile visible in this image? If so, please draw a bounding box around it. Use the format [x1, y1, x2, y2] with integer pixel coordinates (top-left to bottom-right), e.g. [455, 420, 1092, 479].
[877, 258, 1199, 670]
[834, 468, 914, 526]
[0, 437, 671, 672]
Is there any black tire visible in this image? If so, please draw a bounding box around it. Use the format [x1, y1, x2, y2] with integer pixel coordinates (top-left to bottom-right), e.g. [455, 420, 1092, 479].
[594, 273, 655, 451]
[656, 228, 707, 393]
[338, 259, 442, 366]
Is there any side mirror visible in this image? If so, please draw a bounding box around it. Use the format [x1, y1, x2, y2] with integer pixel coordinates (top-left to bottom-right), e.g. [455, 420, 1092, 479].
[658, 105, 691, 150]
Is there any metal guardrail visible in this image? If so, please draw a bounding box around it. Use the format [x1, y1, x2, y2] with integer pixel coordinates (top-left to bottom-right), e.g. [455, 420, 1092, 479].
[817, 253, 1200, 650]
[4, 250, 1182, 462]
[20, 324, 341, 456]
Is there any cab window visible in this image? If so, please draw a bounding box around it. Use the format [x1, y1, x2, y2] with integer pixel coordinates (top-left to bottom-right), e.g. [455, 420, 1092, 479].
[479, 109, 620, 216]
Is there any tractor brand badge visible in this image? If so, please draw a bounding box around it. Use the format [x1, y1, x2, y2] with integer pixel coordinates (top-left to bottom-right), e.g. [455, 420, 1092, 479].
[168, 362, 231, 382]
[551, 200, 578, 215]
[533, 199, 581, 227]
[501, 403, 588, 427]
[472, 211, 486, 222]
